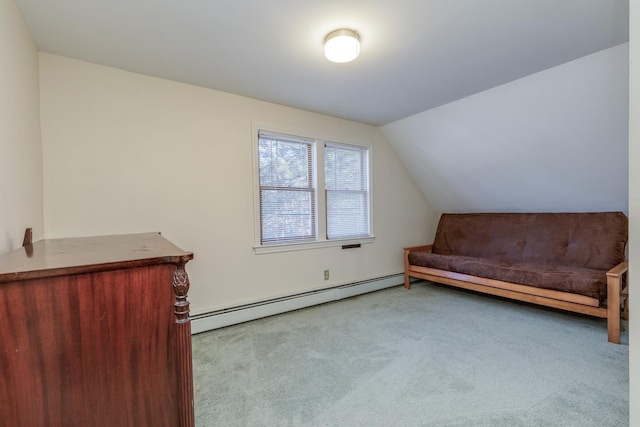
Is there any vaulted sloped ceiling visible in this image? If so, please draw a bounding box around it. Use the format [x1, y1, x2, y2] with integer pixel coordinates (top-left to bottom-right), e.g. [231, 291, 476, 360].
[14, 0, 628, 126]
[382, 44, 629, 214]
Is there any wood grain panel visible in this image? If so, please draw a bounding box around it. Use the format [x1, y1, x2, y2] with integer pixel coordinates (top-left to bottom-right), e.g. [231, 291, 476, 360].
[1, 232, 195, 426]
[0, 265, 180, 426]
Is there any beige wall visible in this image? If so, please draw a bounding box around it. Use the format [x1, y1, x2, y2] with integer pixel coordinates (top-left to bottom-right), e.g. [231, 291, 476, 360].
[0, 0, 44, 254]
[630, 0, 638, 424]
[39, 53, 437, 315]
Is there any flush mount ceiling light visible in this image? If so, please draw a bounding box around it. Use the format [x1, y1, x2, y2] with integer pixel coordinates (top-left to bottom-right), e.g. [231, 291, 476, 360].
[324, 29, 360, 63]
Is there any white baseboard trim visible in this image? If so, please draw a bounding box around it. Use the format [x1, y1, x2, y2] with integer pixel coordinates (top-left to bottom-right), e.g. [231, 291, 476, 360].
[191, 273, 406, 334]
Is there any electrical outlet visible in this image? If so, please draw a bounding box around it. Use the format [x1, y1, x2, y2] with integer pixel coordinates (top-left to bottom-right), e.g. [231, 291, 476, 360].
[324, 270, 330, 280]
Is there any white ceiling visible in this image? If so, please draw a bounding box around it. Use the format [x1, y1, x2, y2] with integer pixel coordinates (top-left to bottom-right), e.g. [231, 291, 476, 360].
[15, 0, 628, 126]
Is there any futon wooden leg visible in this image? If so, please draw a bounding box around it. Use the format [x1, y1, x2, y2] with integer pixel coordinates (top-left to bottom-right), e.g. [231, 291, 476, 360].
[607, 276, 621, 344]
[404, 248, 411, 289]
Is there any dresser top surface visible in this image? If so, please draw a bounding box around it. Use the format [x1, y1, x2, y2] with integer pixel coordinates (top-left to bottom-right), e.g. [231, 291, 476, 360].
[0, 232, 193, 282]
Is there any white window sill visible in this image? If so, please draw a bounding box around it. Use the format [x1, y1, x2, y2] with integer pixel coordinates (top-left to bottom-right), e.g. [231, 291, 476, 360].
[253, 236, 375, 254]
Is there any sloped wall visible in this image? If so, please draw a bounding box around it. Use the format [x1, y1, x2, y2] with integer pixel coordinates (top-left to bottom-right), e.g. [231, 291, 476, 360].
[382, 43, 629, 215]
[0, 0, 44, 254]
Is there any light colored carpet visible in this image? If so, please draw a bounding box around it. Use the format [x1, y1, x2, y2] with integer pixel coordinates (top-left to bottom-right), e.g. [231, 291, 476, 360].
[192, 282, 628, 426]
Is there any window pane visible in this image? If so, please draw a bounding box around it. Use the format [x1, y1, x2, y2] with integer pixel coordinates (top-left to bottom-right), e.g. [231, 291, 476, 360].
[326, 146, 366, 191]
[259, 136, 311, 189]
[261, 189, 315, 242]
[326, 191, 369, 239]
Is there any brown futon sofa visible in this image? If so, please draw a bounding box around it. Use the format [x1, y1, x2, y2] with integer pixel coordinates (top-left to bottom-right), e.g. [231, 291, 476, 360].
[404, 212, 628, 343]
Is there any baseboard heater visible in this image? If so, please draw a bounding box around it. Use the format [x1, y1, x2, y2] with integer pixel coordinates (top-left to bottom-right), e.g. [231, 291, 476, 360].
[190, 273, 408, 334]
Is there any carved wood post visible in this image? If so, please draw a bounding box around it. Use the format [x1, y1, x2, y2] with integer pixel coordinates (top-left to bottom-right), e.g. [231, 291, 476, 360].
[172, 261, 195, 427]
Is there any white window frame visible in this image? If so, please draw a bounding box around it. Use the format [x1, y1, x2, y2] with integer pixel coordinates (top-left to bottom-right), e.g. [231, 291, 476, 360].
[252, 125, 374, 254]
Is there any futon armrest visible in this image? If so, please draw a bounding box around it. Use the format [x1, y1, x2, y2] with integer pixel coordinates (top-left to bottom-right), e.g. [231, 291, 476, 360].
[403, 244, 433, 254]
[404, 244, 433, 289]
[606, 260, 628, 279]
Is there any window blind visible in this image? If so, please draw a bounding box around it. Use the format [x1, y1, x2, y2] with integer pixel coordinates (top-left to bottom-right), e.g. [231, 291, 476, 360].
[324, 142, 370, 240]
[258, 131, 315, 244]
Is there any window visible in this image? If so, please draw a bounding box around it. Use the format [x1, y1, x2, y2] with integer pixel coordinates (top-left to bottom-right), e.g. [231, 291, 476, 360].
[325, 142, 370, 240]
[254, 129, 372, 252]
[258, 132, 315, 244]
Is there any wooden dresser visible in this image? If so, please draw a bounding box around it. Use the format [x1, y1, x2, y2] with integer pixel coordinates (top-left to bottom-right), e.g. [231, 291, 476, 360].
[0, 232, 195, 426]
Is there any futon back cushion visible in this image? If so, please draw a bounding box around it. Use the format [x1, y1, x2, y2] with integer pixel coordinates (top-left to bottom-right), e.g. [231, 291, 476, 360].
[431, 212, 627, 271]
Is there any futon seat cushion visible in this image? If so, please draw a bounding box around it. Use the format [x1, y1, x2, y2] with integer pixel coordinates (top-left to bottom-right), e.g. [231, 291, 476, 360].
[407, 252, 607, 300]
